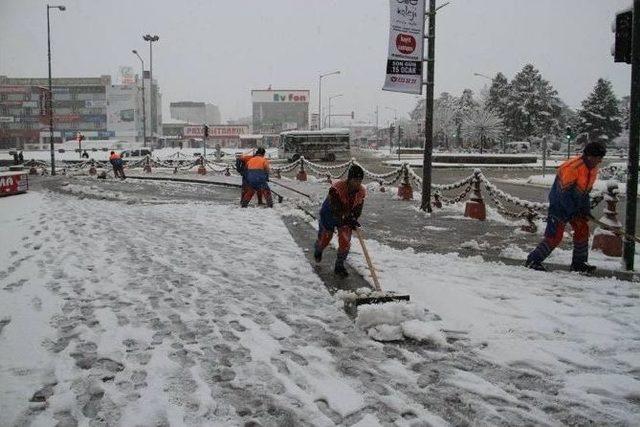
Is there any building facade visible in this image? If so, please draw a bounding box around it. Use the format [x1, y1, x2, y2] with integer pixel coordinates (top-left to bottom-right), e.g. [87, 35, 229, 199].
[0, 75, 112, 149]
[170, 102, 221, 126]
[107, 75, 162, 143]
[251, 89, 309, 134]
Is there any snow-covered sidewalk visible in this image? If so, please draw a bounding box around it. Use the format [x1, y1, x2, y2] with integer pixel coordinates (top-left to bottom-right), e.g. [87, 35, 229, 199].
[1, 185, 639, 425]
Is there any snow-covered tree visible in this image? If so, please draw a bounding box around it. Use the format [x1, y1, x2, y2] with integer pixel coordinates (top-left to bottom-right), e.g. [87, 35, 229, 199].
[454, 89, 479, 147]
[505, 64, 562, 140]
[433, 92, 457, 149]
[486, 72, 510, 119]
[577, 78, 621, 144]
[618, 95, 630, 131]
[461, 104, 505, 153]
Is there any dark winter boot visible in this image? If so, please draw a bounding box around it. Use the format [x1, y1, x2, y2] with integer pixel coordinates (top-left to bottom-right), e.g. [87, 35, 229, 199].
[570, 262, 596, 274]
[334, 252, 349, 277]
[525, 259, 547, 272]
[334, 264, 349, 277]
[313, 243, 322, 263]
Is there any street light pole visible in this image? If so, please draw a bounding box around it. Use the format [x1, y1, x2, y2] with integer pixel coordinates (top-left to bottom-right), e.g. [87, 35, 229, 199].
[327, 94, 343, 128]
[143, 34, 159, 144]
[624, 0, 640, 270]
[318, 70, 340, 130]
[47, 4, 65, 175]
[385, 106, 398, 155]
[132, 50, 147, 147]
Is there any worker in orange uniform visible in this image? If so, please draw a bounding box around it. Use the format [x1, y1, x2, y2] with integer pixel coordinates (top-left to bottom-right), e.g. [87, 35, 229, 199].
[313, 164, 366, 277]
[526, 141, 606, 273]
[240, 147, 272, 208]
[109, 151, 126, 179]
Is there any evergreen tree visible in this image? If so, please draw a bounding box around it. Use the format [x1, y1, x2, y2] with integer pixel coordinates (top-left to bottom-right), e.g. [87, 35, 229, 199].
[454, 89, 478, 147]
[505, 64, 562, 140]
[618, 95, 630, 131]
[577, 78, 621, 144]
[486, 72, 510, 119]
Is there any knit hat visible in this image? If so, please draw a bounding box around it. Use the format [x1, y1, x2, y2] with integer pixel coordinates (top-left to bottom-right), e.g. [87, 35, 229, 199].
[255, 147, 266, 156]
[347, 164, 364, 180]
[583, 141, 607, 158]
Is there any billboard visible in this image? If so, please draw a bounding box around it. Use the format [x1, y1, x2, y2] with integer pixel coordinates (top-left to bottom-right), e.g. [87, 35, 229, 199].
[252, 89, 310, 134]
[382, 0, 426, 94]
[119, 66, 135, 86]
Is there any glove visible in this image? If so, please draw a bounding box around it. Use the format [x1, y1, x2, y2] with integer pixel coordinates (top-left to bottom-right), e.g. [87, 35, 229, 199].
[347, 216, 361, 230]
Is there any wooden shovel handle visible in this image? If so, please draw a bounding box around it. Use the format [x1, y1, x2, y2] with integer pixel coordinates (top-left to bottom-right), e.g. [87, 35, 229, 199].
[354, 228, 382, 292]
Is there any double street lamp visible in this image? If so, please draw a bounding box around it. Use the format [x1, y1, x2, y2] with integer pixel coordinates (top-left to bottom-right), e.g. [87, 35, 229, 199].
[131, 50, 147, 147]
[143, 34, 159, 142]
[47, 4, 66, 175]
[318, 70, 340, 130]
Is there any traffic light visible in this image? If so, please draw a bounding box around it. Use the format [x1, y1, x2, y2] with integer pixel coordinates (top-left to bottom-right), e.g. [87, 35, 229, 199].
[398, 127, 404, 140]
[613, 9, 632, 64]
[351, 111, 355, 119]
[203, 125, 209, 138]
[389, 123, 395, 137]
[565, 126, 573, 141]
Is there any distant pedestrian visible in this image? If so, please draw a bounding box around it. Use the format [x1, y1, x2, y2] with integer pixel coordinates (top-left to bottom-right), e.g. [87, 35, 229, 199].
[313, 164, 366, 277]
[525, 141, 606, 273]
[18, 151, 24, 164]
[82, 150, 89, 159]
[13, 152, 19, 165]
[109, 151, 126, 179]
[240, 147, 272, 208]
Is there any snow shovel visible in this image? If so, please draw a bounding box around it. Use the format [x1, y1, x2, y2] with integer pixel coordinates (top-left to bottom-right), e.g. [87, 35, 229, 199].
[270, 180, 312, 199]
[589, 215, 640, 243]
[350, 227, 410, 306]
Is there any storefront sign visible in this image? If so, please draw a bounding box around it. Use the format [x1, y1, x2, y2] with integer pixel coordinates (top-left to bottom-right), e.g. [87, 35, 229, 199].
[251, 90, 309, 103]
[183, 125, 248, 138]
[382, 0, 426, 94]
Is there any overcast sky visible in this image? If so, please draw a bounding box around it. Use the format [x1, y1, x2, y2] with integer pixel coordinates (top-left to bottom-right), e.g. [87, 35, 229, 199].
[0, 0, 632, 125]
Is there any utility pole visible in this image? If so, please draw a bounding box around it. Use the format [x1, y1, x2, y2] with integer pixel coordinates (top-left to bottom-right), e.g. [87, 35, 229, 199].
[624, 0, 640, 270]
[420, 0, 436, 212]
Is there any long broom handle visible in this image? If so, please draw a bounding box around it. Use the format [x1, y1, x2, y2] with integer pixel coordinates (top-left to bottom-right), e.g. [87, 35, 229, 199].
[589, 215, 640, 244]
[270, 180, 312, 199]
[354, 228, 382, 292]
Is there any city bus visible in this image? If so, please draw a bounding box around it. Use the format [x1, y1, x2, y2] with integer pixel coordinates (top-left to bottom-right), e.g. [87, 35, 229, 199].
[278, 128, 350, 162]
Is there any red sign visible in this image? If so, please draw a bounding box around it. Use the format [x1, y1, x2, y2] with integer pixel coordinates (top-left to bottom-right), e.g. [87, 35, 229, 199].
[183, 125, 248, 138]
[0, 173, 29, 197]
[396, 34, 416, 54]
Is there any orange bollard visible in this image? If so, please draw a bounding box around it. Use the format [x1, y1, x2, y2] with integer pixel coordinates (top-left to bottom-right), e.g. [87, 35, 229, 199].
[464, 172, 486, 220]
[197, 165, 207, 175]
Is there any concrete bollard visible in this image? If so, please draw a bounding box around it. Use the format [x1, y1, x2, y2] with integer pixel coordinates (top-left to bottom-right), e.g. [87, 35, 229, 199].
[224, 166, 231, 177]
[379, 180, 386, 193]
[464, 170, 486, 220]
[296, 161, 307, 181]
[173, 167, 178, 174]
[89, 165, 97, 175]
[274, 169, 281, 179]
[592, 182, 623, 257]
[143, 164, 152, 173]
[29, 166, 38, 175]
[197, 165, 207, 175]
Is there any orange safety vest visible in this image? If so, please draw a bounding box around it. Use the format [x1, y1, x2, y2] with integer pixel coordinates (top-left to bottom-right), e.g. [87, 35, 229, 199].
[246, 156, 269, 172]
[557, 156, 598, 193]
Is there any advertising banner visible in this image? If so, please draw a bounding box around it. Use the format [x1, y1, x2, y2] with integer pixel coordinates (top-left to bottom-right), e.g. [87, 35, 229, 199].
[382, 0, 426, 94]
[0, 172, 28, 197]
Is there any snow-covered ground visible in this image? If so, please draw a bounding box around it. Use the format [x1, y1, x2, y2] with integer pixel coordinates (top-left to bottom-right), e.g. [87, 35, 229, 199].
[1, 182, 640, 425]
